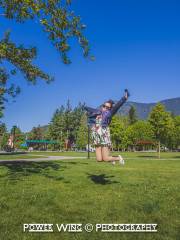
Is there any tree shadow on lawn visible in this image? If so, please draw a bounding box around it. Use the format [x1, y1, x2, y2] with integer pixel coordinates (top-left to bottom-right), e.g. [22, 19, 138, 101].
[0, 161, 67, 182]
[0, 152, 27, 156]
[87, 173, 119, 185]
[137, 155, 157, 158]
[138, 155, 180, 159]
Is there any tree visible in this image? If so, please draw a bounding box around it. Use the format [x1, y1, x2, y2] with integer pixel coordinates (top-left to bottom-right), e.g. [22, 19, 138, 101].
[123, 120, 154, 151]
[71, 102, 86, 137]
[148, 103, 174, 158]
[76, 113, 88, 149]
[10, 125, 25, 149]
[48, 106, 66, 149]
[128, 105, 137, 125]
[48, 100, 85, 150]
[173, 116, 180, 149]
[29, 125, 43, 140]
[0, 122, 6, 135]
[110, 115, 127, 151]
[0, 0, 91, 116]
[63, 99, 74, 141]
[0, 122, 8, 149]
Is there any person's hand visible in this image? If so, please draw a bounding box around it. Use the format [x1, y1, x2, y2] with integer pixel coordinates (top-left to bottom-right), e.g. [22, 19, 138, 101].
[124, 89, 130, 99]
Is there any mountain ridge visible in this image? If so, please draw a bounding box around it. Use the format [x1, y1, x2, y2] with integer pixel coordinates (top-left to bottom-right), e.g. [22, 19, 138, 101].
[118, 97, 180, 119]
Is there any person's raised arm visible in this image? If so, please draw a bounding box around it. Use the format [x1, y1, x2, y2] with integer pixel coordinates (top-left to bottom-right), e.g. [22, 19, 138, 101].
[84, 106, 102, 118]
[84, 106, 99, 113]
[110, 89, 130, 116]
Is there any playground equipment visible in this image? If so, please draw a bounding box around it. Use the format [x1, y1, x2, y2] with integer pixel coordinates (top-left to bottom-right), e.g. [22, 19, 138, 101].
[23, 140, 58, 150]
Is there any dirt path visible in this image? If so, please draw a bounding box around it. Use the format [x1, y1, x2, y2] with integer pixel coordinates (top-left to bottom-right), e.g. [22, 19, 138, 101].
[0, 155, 87, 163]
[0, 155, 179, 163]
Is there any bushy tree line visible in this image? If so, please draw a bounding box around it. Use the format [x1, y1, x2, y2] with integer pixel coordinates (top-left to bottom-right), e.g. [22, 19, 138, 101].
[0, 102, 179, 155]
[110, 104, 180, 157]
[46, 102, 180, 155]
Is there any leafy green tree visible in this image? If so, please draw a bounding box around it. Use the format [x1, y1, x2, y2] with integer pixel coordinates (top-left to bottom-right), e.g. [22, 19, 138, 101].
[76, 113, 88, 149]
[0, 0, 91, 116]
[0, 122, 8, 149]
[173, 116, 180, 149]
[148, 103, 174, 158]
[110, 115, 127, 151]
[122, 120, 154, 151]
[128, 105, 137, 125]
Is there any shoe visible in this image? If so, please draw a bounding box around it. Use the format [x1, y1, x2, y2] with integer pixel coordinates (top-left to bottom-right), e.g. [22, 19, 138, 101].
[119, 155, 125, 165]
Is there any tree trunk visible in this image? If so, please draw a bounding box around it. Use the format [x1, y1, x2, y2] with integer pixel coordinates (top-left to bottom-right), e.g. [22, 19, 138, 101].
[158, 141, 161, 159]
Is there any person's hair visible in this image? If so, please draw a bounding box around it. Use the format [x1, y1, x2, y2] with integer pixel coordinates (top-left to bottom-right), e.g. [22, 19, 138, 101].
[105, 99, 115, 108]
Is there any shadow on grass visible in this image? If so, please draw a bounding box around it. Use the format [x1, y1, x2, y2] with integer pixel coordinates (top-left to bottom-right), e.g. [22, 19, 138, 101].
[138, 155, 180, 159]
[87, 173, 118, 185]
[0, 161, 66, 182]
[0, 152, 27, 156]
[137, 155, 157, 158]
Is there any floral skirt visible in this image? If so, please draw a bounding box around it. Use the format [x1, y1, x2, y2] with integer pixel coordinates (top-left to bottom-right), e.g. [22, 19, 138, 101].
[91, 125, 112, 147]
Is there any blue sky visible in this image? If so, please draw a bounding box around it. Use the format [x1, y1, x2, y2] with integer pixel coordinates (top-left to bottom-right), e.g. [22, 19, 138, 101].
[1, 0, 180, 132]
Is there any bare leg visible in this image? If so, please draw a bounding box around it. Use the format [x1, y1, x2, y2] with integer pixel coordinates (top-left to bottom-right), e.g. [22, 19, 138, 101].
[95, 146, 103, 162]
[101, 146, 120, 162]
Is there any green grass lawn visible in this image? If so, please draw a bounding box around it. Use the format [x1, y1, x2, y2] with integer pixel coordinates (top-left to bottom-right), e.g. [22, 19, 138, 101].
[0, 153, 180, 240]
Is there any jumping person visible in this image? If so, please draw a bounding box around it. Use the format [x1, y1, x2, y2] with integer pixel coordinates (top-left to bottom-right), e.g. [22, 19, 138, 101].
[85, 89, 130, 165]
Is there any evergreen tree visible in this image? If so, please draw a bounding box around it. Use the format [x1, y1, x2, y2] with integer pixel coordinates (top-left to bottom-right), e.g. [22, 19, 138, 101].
[128, 105, 137, 124]
[10, 125, 25, 149]
[0, 122, 8, 150]
[63, 99, 74, 141]
[48, 106, 65, 149]
[29, 125, 43, 140]
[76, 114, 88, 149]
[48, 101, 85, 149]
[71, 102, 86, 140]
